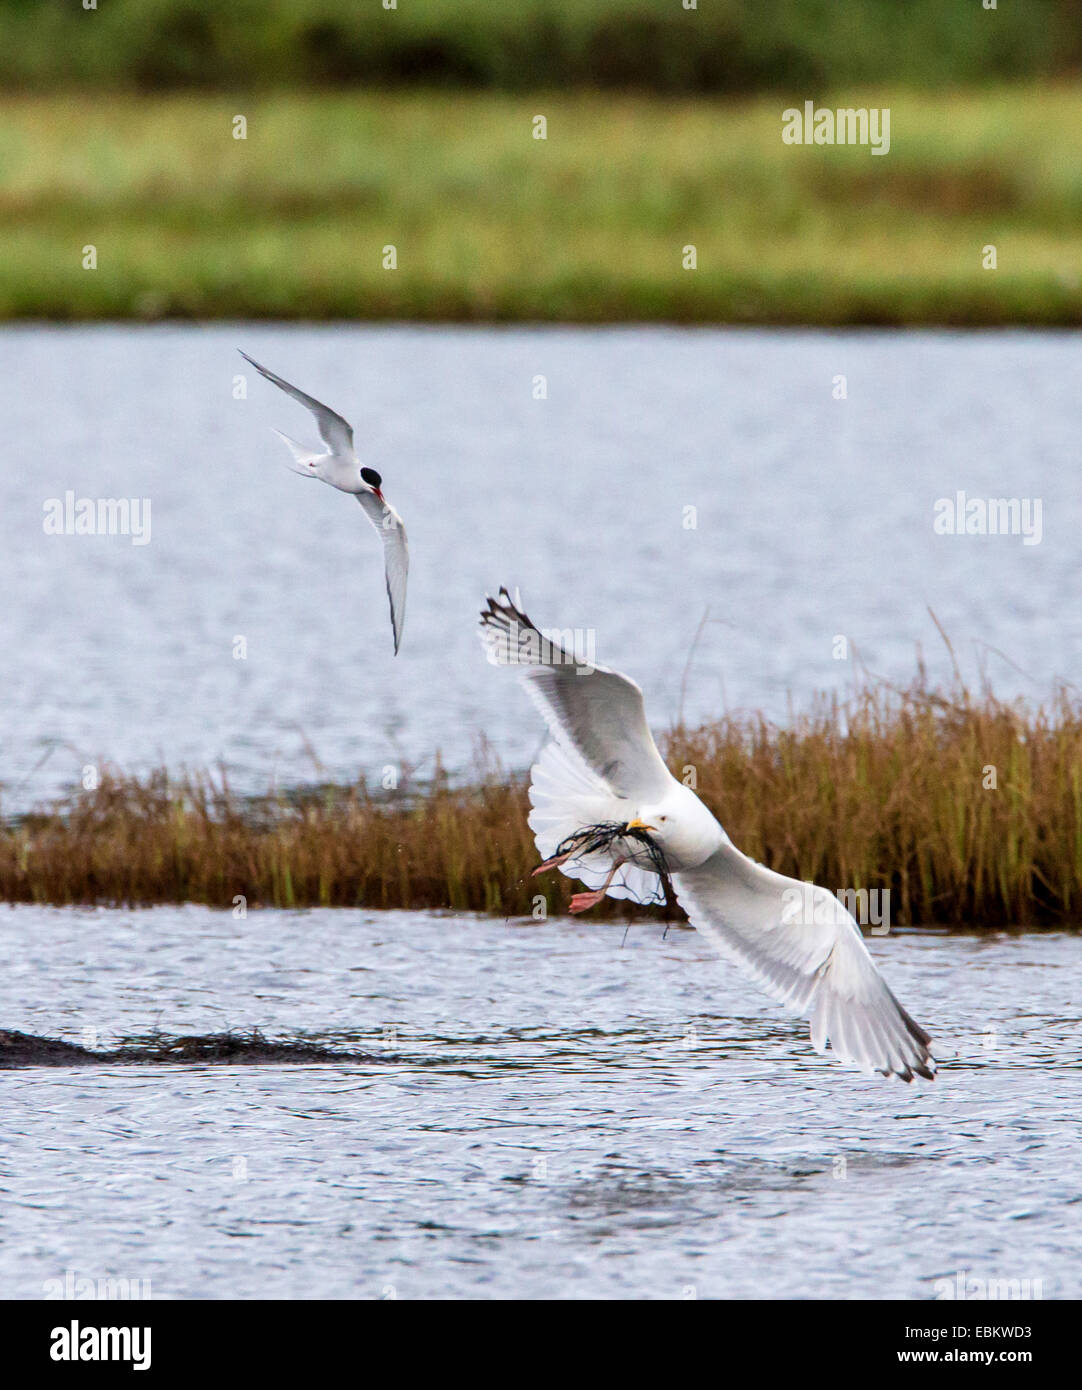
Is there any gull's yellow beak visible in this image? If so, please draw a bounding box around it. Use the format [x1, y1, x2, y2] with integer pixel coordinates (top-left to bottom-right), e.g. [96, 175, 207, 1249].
[625, 817, 656, 832]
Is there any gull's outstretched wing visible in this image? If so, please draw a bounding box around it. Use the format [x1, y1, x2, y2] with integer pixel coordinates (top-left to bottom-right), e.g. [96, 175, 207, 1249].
[356, 492, 408, 656]
[239, 351, 354, 457]
[478, 587, 672, 801]
[673, 844, 935, 1082]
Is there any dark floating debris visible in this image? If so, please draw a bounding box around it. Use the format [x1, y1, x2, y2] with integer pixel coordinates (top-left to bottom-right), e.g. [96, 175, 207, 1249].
[0, 1030, 89, 1066]
[0, 1028, 380, 1068]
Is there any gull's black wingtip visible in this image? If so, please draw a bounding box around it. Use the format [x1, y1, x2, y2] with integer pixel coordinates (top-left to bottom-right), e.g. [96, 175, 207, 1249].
[479, 585, 530, 627]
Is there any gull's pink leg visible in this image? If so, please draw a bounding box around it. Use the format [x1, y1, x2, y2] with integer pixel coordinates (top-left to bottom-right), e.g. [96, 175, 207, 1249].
[532, 849, 577, 877]
[569, 860, 625, 915]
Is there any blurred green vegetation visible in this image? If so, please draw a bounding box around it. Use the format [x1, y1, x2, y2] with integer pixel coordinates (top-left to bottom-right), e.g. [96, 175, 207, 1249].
[1, 0, 1080, 92]
[3, 87, 1082, 323]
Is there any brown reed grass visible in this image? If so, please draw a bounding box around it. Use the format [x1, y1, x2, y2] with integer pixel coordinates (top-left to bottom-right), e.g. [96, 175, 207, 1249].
[3, 676, 1082, 925]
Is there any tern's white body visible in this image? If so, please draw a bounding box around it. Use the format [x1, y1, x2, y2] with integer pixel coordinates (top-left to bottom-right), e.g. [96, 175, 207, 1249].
[479, 587, 936, 1084]
[240, 350, 409, 654]
[299, 449, 371, 494]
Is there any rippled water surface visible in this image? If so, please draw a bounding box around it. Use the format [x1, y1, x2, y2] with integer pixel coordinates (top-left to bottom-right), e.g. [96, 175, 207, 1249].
[3, 325, 1080, 808]
[3, 326, 1079, 1298]
[1, 906, 1077, 1299]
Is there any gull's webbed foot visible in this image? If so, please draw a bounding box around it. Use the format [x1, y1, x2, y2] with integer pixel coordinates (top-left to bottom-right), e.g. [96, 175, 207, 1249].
[569, 888, 608, 914]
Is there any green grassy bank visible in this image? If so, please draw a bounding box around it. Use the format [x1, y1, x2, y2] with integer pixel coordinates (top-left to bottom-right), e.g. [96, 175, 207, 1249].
[3, 86, 1082, 323]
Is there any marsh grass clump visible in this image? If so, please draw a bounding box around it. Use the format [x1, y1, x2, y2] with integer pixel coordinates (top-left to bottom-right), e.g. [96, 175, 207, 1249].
[0, 758, 542, 915]
[3, 676, 1082, 925]
[667, 677, 1082, 928]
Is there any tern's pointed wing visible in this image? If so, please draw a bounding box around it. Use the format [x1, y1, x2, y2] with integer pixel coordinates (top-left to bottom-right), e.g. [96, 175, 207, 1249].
[239, 351, 354, 457]
[477, 587, 672, 801]
[673, 845, 935, 1082]
[356, 491, 408, 655]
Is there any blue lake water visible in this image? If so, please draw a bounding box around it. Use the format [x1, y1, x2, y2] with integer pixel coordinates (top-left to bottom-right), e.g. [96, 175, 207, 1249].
[2, 325, 1079, 809]
[1, 326, 1079, 1300]
[0, 906, 1078, 1300]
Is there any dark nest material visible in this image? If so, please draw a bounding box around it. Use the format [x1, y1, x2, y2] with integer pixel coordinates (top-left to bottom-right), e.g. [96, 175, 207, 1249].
[537, 821, 681, 916]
